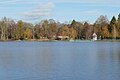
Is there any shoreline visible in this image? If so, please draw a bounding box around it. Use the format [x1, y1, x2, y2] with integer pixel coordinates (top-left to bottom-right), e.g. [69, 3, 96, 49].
[0, 39, 120, 42]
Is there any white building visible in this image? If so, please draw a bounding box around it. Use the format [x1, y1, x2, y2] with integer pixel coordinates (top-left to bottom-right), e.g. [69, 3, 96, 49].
[57, 36, 69, 40]
[93, 33, 97, 41]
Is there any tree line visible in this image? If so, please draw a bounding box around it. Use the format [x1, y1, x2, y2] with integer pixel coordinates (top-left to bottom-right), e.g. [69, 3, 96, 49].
[0, 14, 120, 40]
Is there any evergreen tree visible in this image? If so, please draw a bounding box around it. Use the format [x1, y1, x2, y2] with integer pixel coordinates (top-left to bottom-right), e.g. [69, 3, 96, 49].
[17, 20, 24, 39]
[71, 20, 76, 27]
[118, 14, 120, 22]
[117, 14, 120, 38]
[70, 20, 83, 39]
[109, 16, 117, 39]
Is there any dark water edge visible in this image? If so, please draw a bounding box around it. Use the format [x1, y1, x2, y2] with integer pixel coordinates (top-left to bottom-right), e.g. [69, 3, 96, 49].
[0, 39, 120, 42]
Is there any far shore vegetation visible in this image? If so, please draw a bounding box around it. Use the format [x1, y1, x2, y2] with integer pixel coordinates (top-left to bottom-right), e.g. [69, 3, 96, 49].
[0, 14, 120, 42]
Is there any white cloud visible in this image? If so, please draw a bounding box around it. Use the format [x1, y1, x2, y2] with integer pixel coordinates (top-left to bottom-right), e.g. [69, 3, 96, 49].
[81, 10, 98, 14]
[49, 0, 120, 4]
[25, 0, 120, 4]
[1, 0, 119, 4]
[0, 0, 119, 7]
[0, 0, 20, 4]
[22, 2, 55, 20]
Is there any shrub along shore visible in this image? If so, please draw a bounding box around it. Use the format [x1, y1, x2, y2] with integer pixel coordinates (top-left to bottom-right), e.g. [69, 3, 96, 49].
[0, 39, 120, 42]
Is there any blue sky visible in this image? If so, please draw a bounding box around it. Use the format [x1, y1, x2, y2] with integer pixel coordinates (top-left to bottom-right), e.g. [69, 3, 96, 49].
[0, 0, 120, 23]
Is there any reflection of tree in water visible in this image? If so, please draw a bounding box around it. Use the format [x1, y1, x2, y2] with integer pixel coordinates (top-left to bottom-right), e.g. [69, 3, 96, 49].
[0, 50, 15, 67]
[37, 48, 56, 72]
[97, 47, 108, 63]
[114, 49, 120, 61]
[109, 44, 120, 61]
[0, 50, 14, 66]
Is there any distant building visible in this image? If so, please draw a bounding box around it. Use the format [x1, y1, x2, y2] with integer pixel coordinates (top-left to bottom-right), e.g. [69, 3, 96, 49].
[93, 33, 97, 41]
[57, 35, 69, 40]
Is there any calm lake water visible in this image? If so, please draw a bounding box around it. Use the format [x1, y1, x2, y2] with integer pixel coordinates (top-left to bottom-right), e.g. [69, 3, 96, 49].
[0, 41, 120, 80]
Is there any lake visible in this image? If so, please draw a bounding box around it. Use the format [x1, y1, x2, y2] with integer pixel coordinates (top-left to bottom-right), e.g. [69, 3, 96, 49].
[0, 41, 120, 80]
